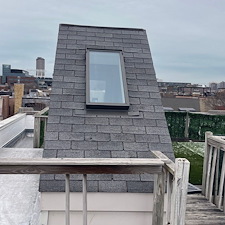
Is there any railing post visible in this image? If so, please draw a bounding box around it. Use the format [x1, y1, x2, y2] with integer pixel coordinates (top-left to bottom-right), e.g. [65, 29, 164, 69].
[44, 117, 47, 133]
[184, 112, 190, 139]
[209, 147, 218, 202]
[202, 131, 213, 195]
[152, 169, 165, 225]
[171, 158, 190, 225]
[224, 177, 225, 213]
[33, 115, 40, 148]
[83, 174, 87, 225]
[65, 174, 70, 225]
[166, 172, 173, 225]
[217, 151, 225, 209]
[205, 145, 213, 199]
[33, 107, 49, 148]
[214, 148, 220, 205]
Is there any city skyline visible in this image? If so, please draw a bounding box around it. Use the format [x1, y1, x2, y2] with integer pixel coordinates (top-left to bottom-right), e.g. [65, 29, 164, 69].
[0, 0, 225, 85]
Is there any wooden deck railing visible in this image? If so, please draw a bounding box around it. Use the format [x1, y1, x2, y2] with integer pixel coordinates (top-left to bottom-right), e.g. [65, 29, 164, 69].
[152, 151, 190, 225]
[0, 152, 190, 225]
[33, 107, 49, 148]
[202, 131, 225, 212]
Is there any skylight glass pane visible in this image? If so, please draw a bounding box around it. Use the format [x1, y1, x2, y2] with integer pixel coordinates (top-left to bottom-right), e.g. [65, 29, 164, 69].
[89, 51, 125, 104]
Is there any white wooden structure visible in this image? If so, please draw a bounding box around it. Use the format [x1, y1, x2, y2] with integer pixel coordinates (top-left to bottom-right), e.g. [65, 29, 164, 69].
[202, 132, 225, 211]
[0, 113, 34, 148]
[0, 152, 190, 225]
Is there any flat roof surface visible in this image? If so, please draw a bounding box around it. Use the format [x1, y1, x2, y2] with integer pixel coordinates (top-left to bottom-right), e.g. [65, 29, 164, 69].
[0, 148, 43, 225]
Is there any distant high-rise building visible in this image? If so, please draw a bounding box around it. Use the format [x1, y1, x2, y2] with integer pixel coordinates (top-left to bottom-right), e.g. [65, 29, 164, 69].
[36, 57, 45, 77]
[218, 81, 225, 89]
[209, 82, 218, 92]
[1, 64, 30, 84]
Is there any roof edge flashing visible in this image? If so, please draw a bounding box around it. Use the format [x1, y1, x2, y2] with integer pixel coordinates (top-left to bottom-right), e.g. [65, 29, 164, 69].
[59, 23, 146, 32]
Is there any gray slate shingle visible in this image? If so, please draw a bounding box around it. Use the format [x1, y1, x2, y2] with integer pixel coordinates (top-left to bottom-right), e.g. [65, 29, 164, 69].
[41, 24, 174, 193]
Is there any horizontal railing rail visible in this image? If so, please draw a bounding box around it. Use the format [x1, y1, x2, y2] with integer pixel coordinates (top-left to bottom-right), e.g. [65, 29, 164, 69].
[202, 132, 225, 212]
[0, 153, 190, 225]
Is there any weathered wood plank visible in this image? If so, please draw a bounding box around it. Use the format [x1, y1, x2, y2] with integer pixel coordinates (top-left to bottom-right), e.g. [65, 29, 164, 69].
[33, 106, 49, 148]
[208, 137, 225, 150]
[186, 211, 225, 215]
[209, 147, 218, 202]
[0, 158, 164, 165]
[186, 220, 225, 225]
[65, 174, 70, 225]
[214, 148, 221, 205]
[186, 194, 225, 225]
[35, 115, 48, 118]
[217, 151, 225, 209]
[152, 170, 165, 225]
[0, 165, 163, 174]
[186, 214, 225, 220]
[171, 158, 190, 225]
[186, 207, 223, 212]
[83, 174, 87, 225]
[166, 171, 173, 224]
[224, 176, 225, 213]
[33, 116, 40, 148]
[202, 132, 213, 195]
[152, 151, 175, 175]
[0, 158, 164, 174]
[205, 145, 213, 198]
[38, 106, 49, 115]
[44, 117, 47, 133]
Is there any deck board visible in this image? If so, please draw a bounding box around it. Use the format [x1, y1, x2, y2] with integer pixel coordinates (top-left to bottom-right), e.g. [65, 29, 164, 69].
[186, 194, 225, 225]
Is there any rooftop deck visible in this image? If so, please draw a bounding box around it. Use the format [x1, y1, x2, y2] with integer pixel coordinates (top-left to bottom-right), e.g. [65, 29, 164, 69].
[0, 113, 224, 224]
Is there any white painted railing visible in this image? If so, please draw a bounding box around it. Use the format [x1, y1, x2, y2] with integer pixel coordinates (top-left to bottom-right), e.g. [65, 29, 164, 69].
[0, 153, 190, 225]
[202, 132, 225, 212]
[0, 113, 34, 147]
[152, 151, 190, 225]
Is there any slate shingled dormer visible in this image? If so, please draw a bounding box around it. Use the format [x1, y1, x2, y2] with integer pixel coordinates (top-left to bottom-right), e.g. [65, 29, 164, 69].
[40, 24, 174, 193]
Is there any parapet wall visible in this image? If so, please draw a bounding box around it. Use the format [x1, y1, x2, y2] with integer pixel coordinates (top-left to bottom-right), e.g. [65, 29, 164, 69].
[0, 113, 34, 147]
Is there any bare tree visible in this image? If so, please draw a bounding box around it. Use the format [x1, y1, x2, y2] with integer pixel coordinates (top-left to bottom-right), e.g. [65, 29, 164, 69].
[205, 90, 225, 110]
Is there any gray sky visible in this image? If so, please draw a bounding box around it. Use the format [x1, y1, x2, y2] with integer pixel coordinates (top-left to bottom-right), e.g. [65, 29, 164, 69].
[0, 0, 225, 85]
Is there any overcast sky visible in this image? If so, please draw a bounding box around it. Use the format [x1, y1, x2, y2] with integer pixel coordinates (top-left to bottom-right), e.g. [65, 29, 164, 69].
[0, 0, 225, 85]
